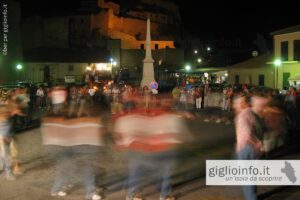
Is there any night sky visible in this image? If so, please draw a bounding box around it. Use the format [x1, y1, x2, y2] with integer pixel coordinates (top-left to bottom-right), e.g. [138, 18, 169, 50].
[19, 0, 300, 63]
[176, 1, 300, 39]
[20, 0, 300, 38]
[174, 0, 300, 63]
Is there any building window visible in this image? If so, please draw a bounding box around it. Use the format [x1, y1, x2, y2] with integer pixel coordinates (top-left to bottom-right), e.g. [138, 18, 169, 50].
[68, 65, 74, 72]
[281, 41, 288, 61]
[258, 75, 264, 86]
[140, 44, 144, 50]
[294, 40, 300, 60]
[235, 75, 239, 84]
[155, 44, 159, 50]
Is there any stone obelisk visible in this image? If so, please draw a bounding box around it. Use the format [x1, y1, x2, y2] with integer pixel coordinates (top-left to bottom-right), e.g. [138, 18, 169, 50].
[140, 18, 155, 87]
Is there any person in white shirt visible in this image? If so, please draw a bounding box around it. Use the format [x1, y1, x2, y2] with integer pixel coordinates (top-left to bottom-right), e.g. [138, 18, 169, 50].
[36, 87, 45, 109]
[50, 86, 67, 115]
[88, 87, 96, 106]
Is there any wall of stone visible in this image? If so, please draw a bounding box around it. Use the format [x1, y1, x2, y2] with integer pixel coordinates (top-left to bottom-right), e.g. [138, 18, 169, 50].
[92, 10, 109, 36]
[108, 11, 160, 40]
[107, 29, 174, 49]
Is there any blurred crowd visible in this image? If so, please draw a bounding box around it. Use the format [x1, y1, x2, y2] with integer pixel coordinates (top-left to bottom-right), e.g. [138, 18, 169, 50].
[0, 82, 299, 200]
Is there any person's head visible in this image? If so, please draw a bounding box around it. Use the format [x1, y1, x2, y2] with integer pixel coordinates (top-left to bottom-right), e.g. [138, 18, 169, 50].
[251, 95, 269, 116]
[233, 95, 250, 114]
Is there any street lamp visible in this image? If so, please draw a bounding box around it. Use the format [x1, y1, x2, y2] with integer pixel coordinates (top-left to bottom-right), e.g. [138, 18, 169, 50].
[184, 65, 191, 85]
[274, 59, 281, 66]
[16, 64, 23, 81]
[185, 65, 191, 71]
[274, 59, 282, 89]
[110, 58, 118, 79]
[197, 58, 202, 63]
[16, 64, 22, 70]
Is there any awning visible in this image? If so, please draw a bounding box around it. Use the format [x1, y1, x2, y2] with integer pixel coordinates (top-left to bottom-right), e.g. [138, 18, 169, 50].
[288, 75, 300, 81]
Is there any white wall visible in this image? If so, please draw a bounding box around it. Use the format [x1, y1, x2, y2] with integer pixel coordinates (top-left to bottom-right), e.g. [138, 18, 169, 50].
[228, 68, 274, 88]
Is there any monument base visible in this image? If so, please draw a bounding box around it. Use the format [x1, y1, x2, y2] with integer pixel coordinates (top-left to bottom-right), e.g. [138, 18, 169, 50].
[141, 77, 154, 87]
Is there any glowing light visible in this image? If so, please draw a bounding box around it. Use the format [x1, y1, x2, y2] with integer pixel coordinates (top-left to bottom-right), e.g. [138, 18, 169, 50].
[96, 63, 110, 71]
[185, 65, 191, 71]
[225, 73, 228, 77]
[112, 61, 117, 66]
[274, 59, 282, 66]
[204, 72, 209, 78]
[207, 47, 211, 51]
[197, 58, 202, 63]
[86, 66, 92, 71]
[252, 51, 258, 57]
[16, 64, 22, 70]
[194, 50, 198, 54]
